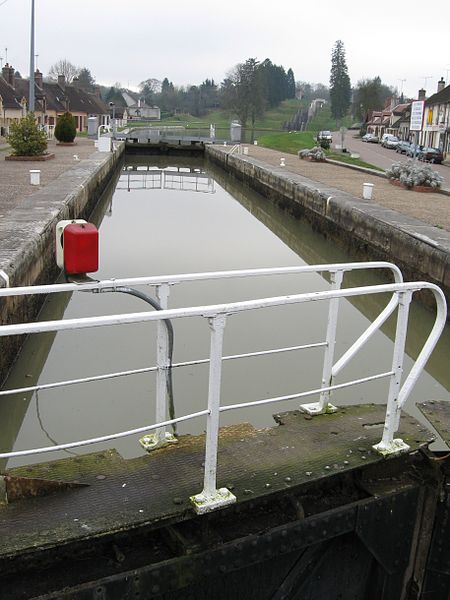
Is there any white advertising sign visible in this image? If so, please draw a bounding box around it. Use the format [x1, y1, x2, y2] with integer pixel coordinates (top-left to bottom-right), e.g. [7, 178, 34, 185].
[410, 101, 425, 131]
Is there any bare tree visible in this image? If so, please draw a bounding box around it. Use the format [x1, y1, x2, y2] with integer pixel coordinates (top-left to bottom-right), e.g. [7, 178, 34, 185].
[47, 59, 80, 84]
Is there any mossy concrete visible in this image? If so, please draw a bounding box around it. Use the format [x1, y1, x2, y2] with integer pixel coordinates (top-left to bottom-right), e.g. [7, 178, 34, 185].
[0, 405, 433, 560]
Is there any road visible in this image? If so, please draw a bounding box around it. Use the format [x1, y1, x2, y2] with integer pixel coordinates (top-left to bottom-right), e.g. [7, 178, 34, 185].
[332, 131, 450, 188]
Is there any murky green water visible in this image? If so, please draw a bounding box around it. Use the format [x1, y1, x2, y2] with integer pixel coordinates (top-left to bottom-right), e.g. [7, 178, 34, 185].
[1, 155, 449, 468]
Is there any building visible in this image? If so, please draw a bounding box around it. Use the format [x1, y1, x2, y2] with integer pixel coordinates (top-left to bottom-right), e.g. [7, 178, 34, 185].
[0, 65, 109, 136]
[0, 64, 27, 135]
[421, 78, 450, 157]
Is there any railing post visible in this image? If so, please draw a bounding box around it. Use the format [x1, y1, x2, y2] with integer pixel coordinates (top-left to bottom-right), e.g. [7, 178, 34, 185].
[373, 290, 413, 456]
[140, 283, 177, 451]
[300, 270, 343, 415]
[190, 314, 236, 514]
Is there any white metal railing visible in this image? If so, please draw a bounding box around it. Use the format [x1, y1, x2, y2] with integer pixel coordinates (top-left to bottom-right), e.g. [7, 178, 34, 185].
[0, 262, 446, 513]
[44, 124, 55, 140]
[227, 143, 241, 155]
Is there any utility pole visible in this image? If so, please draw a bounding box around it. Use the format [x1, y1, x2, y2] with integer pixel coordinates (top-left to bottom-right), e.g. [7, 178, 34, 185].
[397, 79, 406, 98]
[29, 0, 35, 112]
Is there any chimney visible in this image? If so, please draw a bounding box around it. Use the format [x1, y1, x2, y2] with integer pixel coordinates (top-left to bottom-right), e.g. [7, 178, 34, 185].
[2, 64, 15, 87]
[57, 74, 66, 89]
[8, 65, 15, 88]
[1, 63, 9, 82]
[418, 88, 426, 101]
[72, 76, 81, 88]
[34, 68, 43, 89]
[437, 77, 446, 93]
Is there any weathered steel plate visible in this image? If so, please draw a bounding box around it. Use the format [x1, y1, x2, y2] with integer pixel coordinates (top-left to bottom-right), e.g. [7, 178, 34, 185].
[417, 400, 450, 445]
[0, 404, 433, 560]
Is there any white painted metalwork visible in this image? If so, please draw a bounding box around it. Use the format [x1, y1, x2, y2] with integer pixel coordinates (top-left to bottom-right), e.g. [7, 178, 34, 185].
[0, 262, 445, 514]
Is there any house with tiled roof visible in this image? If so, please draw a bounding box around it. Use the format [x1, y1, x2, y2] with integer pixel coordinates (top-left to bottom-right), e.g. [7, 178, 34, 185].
[421, 77, 450, 157]
[0, 65, 27, 135]
[0, 65, 109, 136]
[365, 98, 412, 140]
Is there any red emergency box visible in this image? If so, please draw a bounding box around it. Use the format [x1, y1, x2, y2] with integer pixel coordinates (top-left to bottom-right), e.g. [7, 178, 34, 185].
[63, 223, 99, 274]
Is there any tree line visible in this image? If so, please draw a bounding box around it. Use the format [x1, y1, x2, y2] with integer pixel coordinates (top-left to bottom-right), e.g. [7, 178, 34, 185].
[44, 48, 399, 131]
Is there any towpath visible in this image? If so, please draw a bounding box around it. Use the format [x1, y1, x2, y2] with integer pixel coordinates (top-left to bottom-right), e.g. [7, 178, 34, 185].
[0, 138, 96, 218]
[237, 145, 450, 232]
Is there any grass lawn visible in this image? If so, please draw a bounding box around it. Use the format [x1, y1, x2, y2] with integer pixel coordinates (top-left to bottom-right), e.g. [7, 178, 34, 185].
[257, 131, 384, 171]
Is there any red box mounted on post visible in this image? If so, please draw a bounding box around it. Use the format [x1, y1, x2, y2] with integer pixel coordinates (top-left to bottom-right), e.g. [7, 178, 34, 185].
[63, 223, 99, 274]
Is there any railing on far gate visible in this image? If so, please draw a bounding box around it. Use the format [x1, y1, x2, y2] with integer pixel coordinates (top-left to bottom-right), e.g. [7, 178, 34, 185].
[0, 262, 446, 513]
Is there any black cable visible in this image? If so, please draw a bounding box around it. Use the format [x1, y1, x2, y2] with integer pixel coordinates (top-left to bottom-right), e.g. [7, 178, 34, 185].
[97, 286, 177, 435]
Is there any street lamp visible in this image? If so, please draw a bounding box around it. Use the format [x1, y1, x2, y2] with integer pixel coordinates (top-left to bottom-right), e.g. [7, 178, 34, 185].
[29, 0, 35, 112]
[109, 101, 116, 139]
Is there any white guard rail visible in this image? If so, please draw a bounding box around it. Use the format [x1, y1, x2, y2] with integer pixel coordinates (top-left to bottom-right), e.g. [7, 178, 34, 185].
[0, 262, 446, 514]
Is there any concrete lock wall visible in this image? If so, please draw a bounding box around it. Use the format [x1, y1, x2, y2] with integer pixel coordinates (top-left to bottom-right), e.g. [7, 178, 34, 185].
[205, 145, 450, 318]
[0, 143, 125, 384]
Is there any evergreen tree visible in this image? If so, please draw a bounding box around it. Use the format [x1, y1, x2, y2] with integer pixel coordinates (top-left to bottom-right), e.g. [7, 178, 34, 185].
[77, 68, 96, 91]
[329, 40, 351, 121]
[7, 112, 48, 156]
[286, 68, 296, 99]
[54, 112, 77, 142]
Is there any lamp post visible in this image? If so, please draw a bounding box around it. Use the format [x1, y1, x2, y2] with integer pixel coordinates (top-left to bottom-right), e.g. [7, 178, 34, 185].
[109, 101, 116, 139]
[29, 0, 35, 112]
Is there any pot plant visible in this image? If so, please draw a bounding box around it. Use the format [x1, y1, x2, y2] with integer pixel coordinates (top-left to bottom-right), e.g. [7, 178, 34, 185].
[387, 160, 443, 191]
[6, 112, 50, 159]
[298, 146, 326, 162]
[54, 111, 77, 144]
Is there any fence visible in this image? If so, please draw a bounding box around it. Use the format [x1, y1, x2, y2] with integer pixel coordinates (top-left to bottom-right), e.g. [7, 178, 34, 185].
[0, 262, 446, 513]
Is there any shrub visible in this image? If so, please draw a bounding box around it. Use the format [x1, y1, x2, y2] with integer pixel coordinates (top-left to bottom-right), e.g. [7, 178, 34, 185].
[387, 160, 443, 189]
[7, 112, 48, 156]
[54, 112, 77, 143]
[298, 146, 326, 161]
[318, 138, 331, 150]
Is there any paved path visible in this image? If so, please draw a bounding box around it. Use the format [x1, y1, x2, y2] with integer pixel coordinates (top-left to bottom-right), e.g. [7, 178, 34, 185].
[247, 145, 450, 231]
[0, 138, 96, 218]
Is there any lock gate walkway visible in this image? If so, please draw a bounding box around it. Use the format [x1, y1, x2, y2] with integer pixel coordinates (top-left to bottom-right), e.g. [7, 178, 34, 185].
[1, 402, 449, 599]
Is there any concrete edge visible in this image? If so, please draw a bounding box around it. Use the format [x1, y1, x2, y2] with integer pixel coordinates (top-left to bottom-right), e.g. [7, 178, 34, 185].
[325, 158, 387, 178]
[0, 142, 125, 382]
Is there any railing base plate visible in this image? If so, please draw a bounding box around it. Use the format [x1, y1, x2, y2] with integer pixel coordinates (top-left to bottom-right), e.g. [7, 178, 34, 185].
[190, 487, 237, 515]
[299, 401, 338, 415]
[139, 432, 178, 452]
[372, 438, 411, 457]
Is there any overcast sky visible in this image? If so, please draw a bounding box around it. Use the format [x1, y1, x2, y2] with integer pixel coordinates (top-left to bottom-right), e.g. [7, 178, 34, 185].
[1, 0, 449, 98]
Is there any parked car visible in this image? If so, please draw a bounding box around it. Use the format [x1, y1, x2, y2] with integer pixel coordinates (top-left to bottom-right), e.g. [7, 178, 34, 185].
[380, 134, 399, 149]
[406, 144, 423, 158]
[362, 133, 379, 143]
[418, 147, 444, 164]
[317, 130, 332, 141]
[395, 141, 411, 154]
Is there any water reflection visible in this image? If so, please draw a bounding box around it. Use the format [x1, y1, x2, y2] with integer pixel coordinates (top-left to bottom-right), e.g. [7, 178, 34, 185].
[1, 155, 449, 469]
[117, 165, 215, 194]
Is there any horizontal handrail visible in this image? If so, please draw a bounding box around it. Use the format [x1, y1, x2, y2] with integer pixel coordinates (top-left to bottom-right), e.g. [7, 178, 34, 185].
[0, 262, 402, 297]
[0, 282, 416, 337]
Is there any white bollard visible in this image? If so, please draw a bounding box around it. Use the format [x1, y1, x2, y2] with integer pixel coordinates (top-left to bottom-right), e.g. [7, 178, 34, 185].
[254, 140, 258, 146]
[363, 183, 374, 200]
[243, 146, 248, 155]
[30, 170, 41, 185]
[280, 157, 286, 167]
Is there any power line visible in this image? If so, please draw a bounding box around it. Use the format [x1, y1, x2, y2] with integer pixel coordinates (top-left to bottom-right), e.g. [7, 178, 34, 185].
[0, 0, 10, 8]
